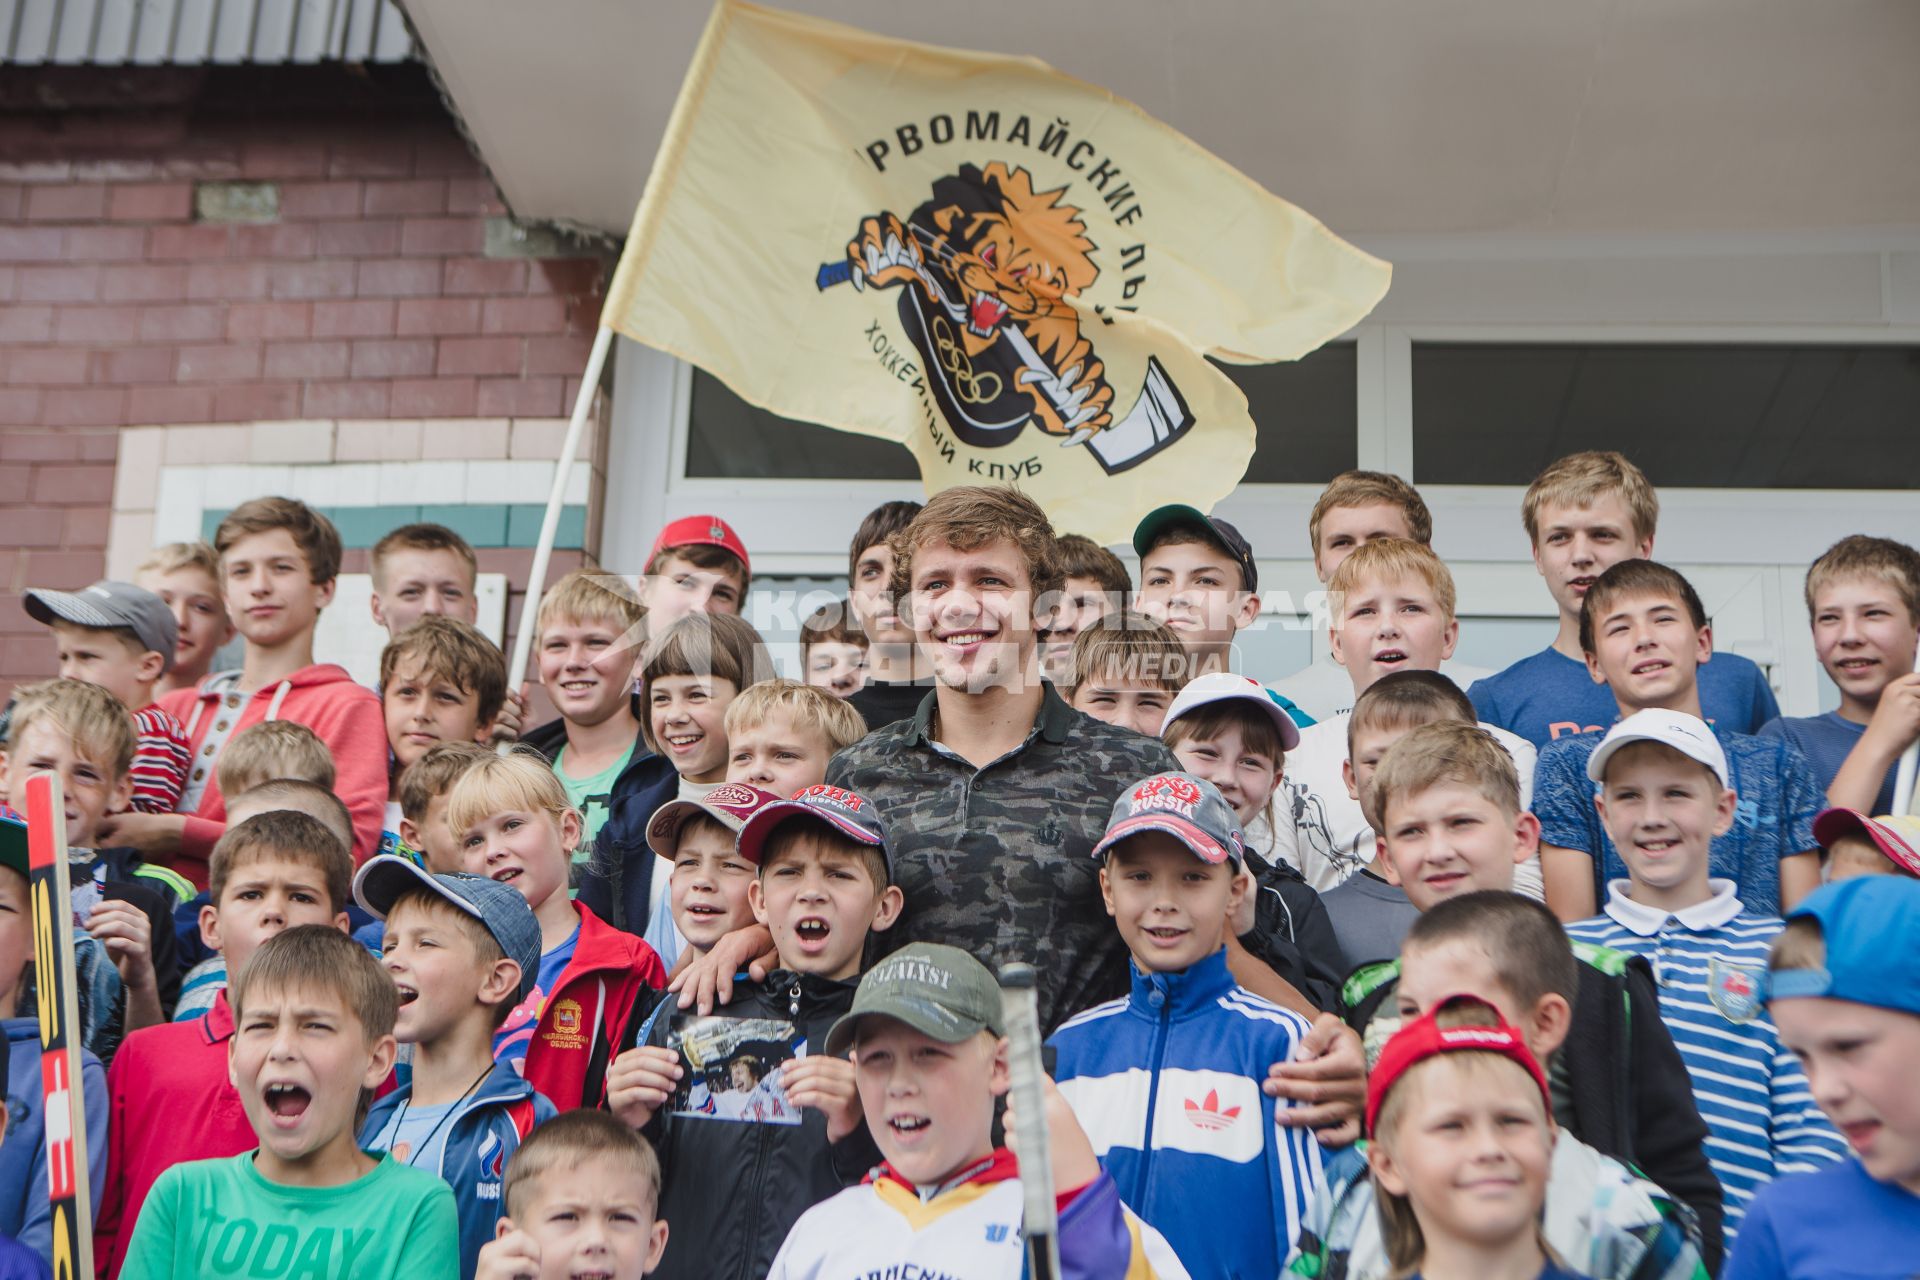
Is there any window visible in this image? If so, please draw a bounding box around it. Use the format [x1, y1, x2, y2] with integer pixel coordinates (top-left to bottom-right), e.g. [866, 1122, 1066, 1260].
[685, 344, 1359, 484]
[1220, 342, 1357, 483]
[685, 369, 918, 480]
[1412, 343, 1920, 487]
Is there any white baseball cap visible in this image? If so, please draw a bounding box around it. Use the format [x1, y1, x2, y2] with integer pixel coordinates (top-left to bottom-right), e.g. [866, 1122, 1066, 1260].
[1159, 672, 1301, 751]
[1586, 708, 1729, 788]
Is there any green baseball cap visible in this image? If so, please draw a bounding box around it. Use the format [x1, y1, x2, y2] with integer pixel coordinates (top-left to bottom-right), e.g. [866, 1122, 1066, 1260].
[824, 943, 1005, 1057]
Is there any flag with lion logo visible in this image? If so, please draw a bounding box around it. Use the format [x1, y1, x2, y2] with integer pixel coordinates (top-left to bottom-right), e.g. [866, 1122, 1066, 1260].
[604, 0, 1390, 542]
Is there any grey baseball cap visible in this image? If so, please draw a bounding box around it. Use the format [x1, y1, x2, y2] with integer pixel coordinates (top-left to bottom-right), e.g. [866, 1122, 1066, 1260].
[25, 580, 179, 674]
[353, 855, 543, 1002]
[824, 943, 1005, 1057]
[1093, 771, 1247, 867]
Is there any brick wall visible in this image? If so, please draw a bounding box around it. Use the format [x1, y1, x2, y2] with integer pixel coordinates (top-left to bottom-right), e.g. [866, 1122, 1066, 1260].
[0, 66, 612, 699]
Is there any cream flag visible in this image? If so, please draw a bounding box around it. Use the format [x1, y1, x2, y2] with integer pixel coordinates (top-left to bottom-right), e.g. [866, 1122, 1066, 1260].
[605, 0, 1390, 542]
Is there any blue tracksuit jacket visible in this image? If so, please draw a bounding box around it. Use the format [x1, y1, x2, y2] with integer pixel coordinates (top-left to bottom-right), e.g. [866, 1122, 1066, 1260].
[1049, 949, 1327, 1280]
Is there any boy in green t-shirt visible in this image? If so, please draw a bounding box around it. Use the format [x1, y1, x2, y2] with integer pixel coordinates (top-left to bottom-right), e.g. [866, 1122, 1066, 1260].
[120, 925, 458, 1280]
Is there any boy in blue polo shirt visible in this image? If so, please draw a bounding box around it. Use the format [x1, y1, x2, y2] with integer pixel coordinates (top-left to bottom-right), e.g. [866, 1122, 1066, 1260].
[1050, 771, 1324, 1280]
[1534, 560, 1822, 921]
[1566, 710, 1846, 1235]
[1724, 878, 1920, 1279]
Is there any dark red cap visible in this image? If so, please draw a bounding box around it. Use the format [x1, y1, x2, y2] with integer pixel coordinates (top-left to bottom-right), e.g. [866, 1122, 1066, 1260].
[1364, 994, 1549, 1137]
[735, 783, 889, 874]
[650, 515, 750, 575]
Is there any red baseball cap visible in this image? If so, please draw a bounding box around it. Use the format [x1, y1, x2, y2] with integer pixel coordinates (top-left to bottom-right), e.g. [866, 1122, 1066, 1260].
[650, 515, 750, 575]
[1364, 994, 1550, 1137]
[1811, 807, 1920, 877]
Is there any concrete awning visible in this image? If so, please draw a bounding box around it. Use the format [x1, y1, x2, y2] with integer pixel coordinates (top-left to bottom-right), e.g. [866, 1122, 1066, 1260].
[400, 0, 1920, 240]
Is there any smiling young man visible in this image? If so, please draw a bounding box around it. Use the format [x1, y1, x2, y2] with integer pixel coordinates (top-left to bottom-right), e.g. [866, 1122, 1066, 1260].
[1271, 472, 1492, 722]
[811, 487, 1366, 1142]
[1470, 452, 1780, 749]
[1532, 559, 1823, 922]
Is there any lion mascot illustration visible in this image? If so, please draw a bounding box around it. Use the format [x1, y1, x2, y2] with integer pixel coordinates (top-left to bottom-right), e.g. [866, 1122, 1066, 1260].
[846, 162, 1114, 447]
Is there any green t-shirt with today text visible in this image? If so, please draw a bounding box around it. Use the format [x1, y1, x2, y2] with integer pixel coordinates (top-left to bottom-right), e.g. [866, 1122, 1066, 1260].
[120, 1150, 458, 1280]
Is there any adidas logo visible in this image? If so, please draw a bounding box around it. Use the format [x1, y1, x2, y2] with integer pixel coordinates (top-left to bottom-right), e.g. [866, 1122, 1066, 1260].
[1183, 1089, 1241, 1131]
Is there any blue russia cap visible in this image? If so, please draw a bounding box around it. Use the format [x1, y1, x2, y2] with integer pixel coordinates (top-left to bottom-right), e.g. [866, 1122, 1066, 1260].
[1766, 877, 1920, 1017]
[352, 854, 544, 1003]
[1093, 771, 1246, 867]
[734, 783, 890, 874]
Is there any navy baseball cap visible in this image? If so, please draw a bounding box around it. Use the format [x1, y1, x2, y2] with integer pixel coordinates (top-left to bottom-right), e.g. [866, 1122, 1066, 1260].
[735, 783, 889, 875]
[1093, 771, 1246, 867]
[1132, 504, 1258, 594]
[25, 580, 179, 673]
[1766, 877, 1920, 1018]
[353, 855, 544, 1002]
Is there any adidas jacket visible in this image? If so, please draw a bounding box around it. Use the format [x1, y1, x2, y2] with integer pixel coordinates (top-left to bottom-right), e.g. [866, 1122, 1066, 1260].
[361, 1060, 556, 1280]
[1049, 948, 1326, 1280]
[766, 1149, 1190, 1280]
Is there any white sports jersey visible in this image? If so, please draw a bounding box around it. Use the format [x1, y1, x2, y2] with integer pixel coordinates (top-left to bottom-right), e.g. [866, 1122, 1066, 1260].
[767, 1151, 1189, 1280]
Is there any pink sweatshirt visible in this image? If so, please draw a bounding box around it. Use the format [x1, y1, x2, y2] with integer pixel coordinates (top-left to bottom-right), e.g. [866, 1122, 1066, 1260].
[158, 664, 387, 886]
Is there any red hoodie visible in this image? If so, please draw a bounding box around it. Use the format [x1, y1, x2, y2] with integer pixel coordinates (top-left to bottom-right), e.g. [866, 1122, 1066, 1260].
[158, 665, 387, 886]
[524, 901, 666, 1112]
[92, 991, 252, 1278]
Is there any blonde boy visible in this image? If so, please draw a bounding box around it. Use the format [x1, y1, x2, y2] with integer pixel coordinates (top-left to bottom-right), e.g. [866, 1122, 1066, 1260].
[0, 680, 184, 1033]
[379, 616, 507, 856]
[131, 497, 387, 881]
[800, 601, 869, 699]
[448, 750, 665, 1110]
[26, 579, 191, 814]
[370, 522, 480, 636]
[1471, 451, 1779, 748]
[1343, 730, 1727, 1269]
[95, 811, 353, 1277]
[478, 1111, 669, 1280]
[136, 541, 233, 698]
[215, 719, 336, 800]
[1065, 611, 1192, 737]
[1273, 471, 1491, 721]
[119, 926, 459, 1280]
[1567, 711, 1846, 1231]
[522, 570, 655, 850]
[1760, 535, 1920, 815]
[1275, 539, 1539, 894]
[724, 678, 865, 798]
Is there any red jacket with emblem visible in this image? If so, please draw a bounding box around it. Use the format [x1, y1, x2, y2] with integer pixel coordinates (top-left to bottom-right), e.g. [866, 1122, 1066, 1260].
[93, 991, 254, 1278]
[522, 901, 665, 1111]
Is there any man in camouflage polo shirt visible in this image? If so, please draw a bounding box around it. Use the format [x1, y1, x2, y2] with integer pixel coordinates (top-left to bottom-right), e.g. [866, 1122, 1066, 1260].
[823, 485, 1178, 1033]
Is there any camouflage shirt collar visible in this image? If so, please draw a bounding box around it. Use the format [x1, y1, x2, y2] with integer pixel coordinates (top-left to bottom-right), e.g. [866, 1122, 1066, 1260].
[910, 681, 1077, 749]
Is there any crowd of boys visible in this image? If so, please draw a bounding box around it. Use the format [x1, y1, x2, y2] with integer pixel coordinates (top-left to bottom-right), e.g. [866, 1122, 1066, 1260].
[0, 448, 1913, 1280]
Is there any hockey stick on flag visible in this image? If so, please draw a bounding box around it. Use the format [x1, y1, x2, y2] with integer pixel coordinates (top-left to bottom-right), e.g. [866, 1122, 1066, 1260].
[24, 772, 93, 1278]
[999, 963, 1061, 1280]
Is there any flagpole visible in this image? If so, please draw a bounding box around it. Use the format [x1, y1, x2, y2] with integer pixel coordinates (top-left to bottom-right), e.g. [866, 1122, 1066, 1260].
[504, 323, 615, 747]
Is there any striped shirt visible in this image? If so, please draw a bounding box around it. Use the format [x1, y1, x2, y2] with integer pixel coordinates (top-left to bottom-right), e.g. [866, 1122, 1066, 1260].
[1567, 881, 1848, 1234]
[130, 704, 190, 815]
